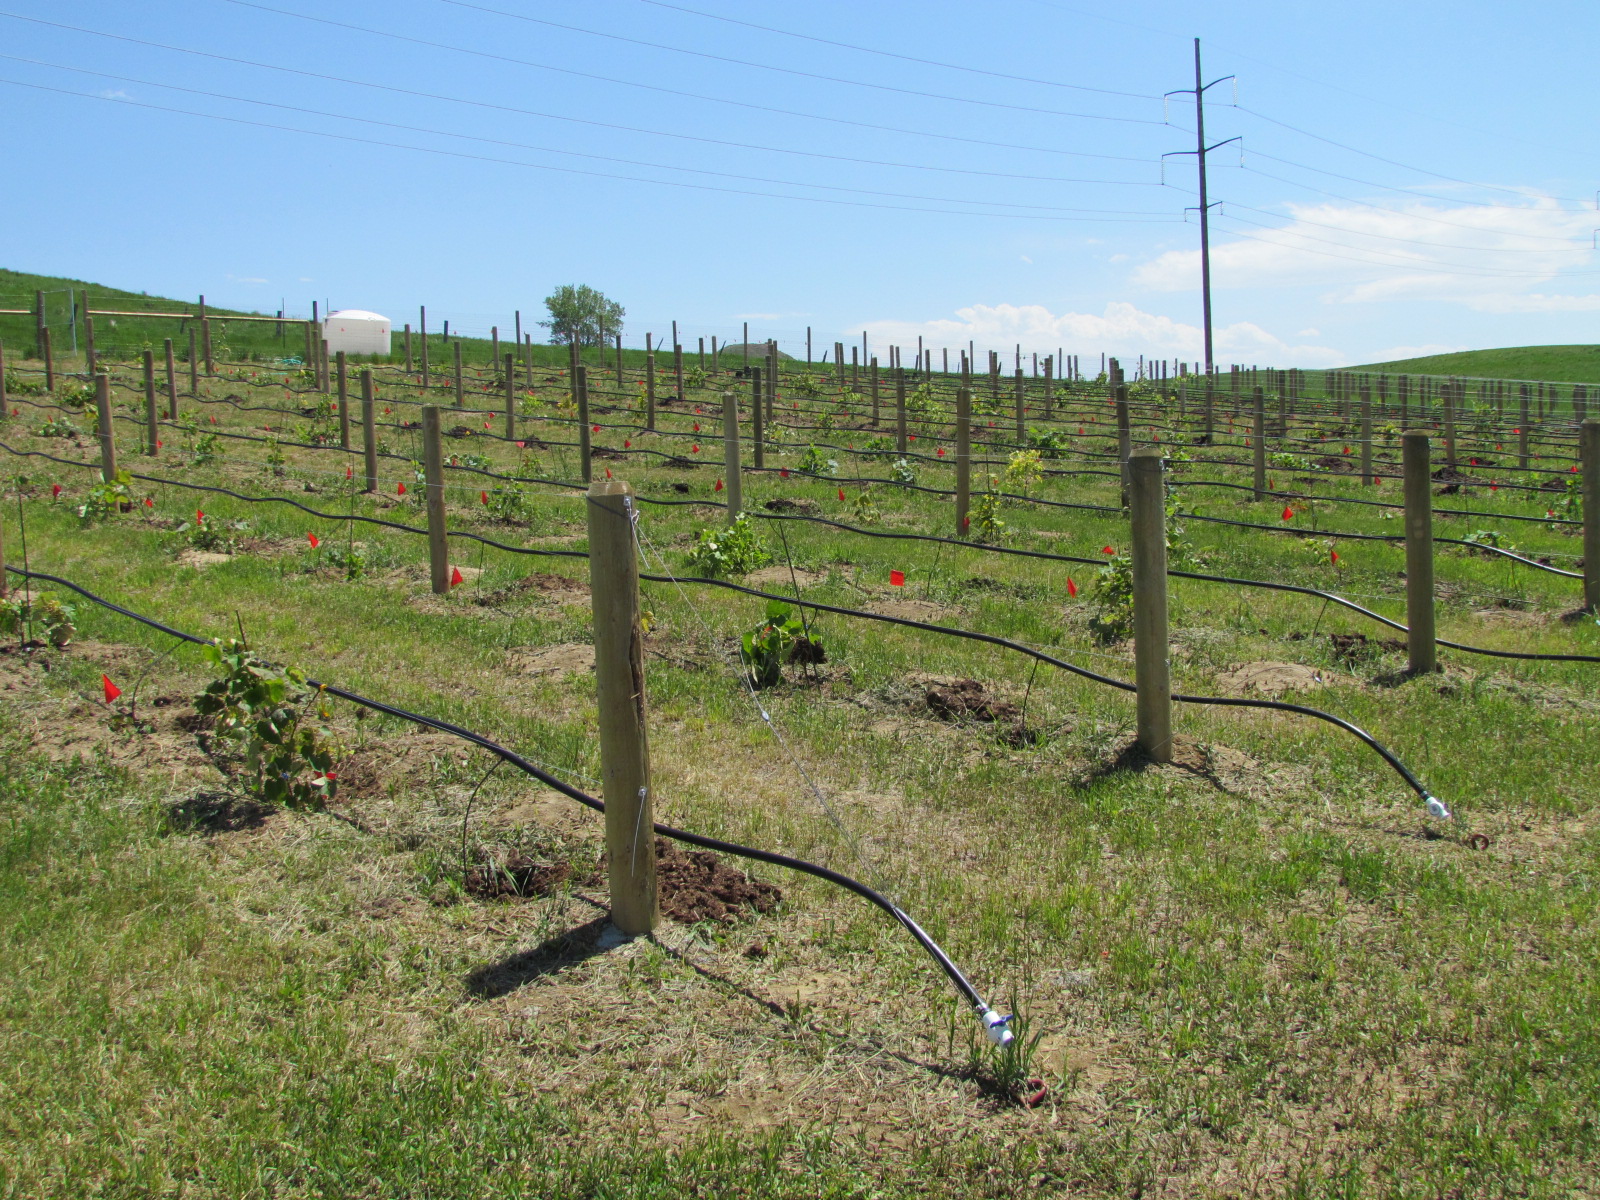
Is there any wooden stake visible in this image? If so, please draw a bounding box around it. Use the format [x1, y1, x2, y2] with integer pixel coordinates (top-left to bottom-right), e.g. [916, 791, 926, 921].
[188, 328, 198, 396]
[337, 351, 350, 449]
[645, 350, 657, 431]
[422, 405, 450, 594]
[1014, 368, 1025, 441]
[870, 357, 880, 426]
[504, 352, 516, 441]
[42, 328, 53, 392]
[361, 368, 378, 494]
[673, 343, 685, 401]
[1402, 431, 1438, 674]
[577, 364, 592, 484]
[1583, 419, 1599, 613]
[1519, 386, 1530, 472]
[1252, 386, 1267, 499]
[750, 367, 764, 471]
[143, 350, 158, 455]
[95, 373, 116, 482]
[453, 341, 464, 408]
[1128, 447, 1172, 763]
[896, 373, 908, 455]
[1360, 387, 1373, 485]
[722, 389, 743, 521]
[164, 338, 178, 423]
[201, 316, 213, 376]
[586, 477, 658, 936]
[1443, 381, 1457, 468]
[420, 308, 430, 386]
[84, 317, 96, 376]
[955, 387, 971, 538]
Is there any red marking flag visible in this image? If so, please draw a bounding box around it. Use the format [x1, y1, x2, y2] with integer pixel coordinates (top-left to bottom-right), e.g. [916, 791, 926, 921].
[890, 570, 905, 587]
[450, 566, 464, 588]
[102, 675, 121, 704]
[1102, 546, 1114, 555]
[1067, 578, 1078, 598]
[714, 478, 724, 492]
[308, 532, 320, 548]
[52, 483, 61, 498]
[397, 482, 406, 495]
[838, 488, 846, 501]
[1282, 505, 1294, 521]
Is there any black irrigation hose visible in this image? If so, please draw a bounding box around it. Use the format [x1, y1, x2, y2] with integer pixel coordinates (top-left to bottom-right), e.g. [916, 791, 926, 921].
[631, 572, 1447, 810]
[5, 439, 1588, 662]
[0, 563, 993, 1020]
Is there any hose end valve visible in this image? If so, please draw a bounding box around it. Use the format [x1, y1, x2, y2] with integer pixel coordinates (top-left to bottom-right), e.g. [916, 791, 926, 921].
[1425, 795, 1452, 821]
[980, 1007, 1014, 1047]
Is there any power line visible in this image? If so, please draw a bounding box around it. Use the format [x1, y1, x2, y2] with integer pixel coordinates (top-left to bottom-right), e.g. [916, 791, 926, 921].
[3, 55, 1176, 216]
[0, 11, 1156, 175]
[629, 0, 1160, 100]
[435, 0, 1164, 124]
[0, 77, 1185, 224]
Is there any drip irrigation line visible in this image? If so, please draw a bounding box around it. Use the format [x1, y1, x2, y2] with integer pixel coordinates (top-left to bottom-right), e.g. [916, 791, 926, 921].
[0, 563, 999, 1027]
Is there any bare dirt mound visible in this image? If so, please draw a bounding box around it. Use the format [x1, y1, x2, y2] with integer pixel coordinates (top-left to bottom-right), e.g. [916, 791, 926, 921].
[925, 677, 1019, 723]
[655, 839, 782, 924]
[1217, 661, 1336, 696]
[508, 643, 595, 677]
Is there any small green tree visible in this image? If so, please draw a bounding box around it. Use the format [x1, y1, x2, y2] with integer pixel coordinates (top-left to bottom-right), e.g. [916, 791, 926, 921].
[540, 284, 625, 348]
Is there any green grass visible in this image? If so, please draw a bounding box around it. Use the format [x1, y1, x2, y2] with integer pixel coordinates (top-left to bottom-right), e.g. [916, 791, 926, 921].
[1350, 344, 1600, 384]
[0, 344, 1596, 1195]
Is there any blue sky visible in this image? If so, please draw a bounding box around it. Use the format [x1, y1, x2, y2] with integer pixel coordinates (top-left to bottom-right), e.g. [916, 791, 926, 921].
[2, 0, 1596, 366]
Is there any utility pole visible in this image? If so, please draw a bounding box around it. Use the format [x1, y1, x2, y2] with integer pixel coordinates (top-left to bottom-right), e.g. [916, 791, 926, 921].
[1164, 39, 1236, 376]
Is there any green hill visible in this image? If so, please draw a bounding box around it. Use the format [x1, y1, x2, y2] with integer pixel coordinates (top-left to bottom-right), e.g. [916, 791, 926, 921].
[1349, 344, 1600, 384]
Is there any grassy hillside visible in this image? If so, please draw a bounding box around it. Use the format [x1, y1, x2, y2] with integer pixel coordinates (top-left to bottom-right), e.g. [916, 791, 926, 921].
[1351, 344, 1600, 384]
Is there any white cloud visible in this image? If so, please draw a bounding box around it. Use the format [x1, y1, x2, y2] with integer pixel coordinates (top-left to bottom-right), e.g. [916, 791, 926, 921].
[1019, 255, 1033, 264]
[859, 301, 1345, 368]
[227, 274, 269, 285]
[1463, 292, 1600, 313]
[98, 89, 129, 100]
[1297, 328, 1321, 337]
[1133, 193, 1596, 309]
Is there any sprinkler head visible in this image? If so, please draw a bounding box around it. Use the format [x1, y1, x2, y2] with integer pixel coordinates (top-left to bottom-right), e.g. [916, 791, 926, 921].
[1425, 795, 1452, 821]
[980, 1007, 1015, 1047]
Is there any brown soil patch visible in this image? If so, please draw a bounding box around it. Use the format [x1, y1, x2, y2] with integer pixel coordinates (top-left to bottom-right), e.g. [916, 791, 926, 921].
[654, 839, 782, 924]
[744, 566, 829, 589]
[925, 678, 1019, 723]
[466, 854, 589, 900]
[175, 549, 234, 569]
[508, 643, 595, 677]
[871, 597, 959, 623]
[1328, 632, 1407, 662]
[762, 497, 818, 514]
[1216, 661, 1337, 696]
[476, 572, 590, 608]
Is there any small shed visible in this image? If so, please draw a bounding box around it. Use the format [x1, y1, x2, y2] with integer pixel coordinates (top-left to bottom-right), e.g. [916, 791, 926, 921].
[322, 309, 392, 356]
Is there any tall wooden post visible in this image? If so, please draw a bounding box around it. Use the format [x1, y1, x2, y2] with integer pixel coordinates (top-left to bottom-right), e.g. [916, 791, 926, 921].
[1360, 387, 1374, 485]
[188, 329, 198, 396]
[422, 406, 450, 594]
[1128, 447, 1172, 763]
[1013, 368, 1025, 442]
[41, 329, 53, 392]
[1043, 354, 1053, 421]
[1252, 386, 1267, 499]
[577, 365, 592, 484]
[722, 390, 743, 521]
[420, 308, 430, 386]
[1582, 420, 1599, 613]
[1519, 386, 1530, 472]
[142, 350, 158, 455]
[1115, 383, 1133, 501]
[1443, 381, 1458, 468]
[616, 333, 624, 385]
[1403, 431, 1438, 675]
[453, 341, 464, 407]
[201, 317, 213, 376]
[955, 387, 972, 538]
[33, 290, 45, 359]
[337, 351, 350, 449]
[870, 357, 880, 425]
[164, 338, 178, 422]
[84, 316, 96, 377]
[673, 342, 685, 402]
[586, 477, 658, 935]
[361, 368, 378, 494]
[320, 340, 331, 394]
[896, 373, 908, 455]
[94, 373, 117, 483]
[750, 367, 764, 470]
[645, 350, 657, 431]
[504, 352, 516, 440]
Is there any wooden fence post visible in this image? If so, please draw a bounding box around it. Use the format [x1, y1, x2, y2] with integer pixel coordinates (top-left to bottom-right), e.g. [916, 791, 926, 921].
[84, 317, 96, 377]
[142, 350, 158, 455]
[1403, 431, 1438, 674]
[1360, 387, 1374, 485]
[422, 405, 450, 595]
[42, 328, 53, 392]
[361, 368, 378, 493]
[201, 318, 213, 376]
[95, 373, 117, 482]
[722, 390, 743, 521]
[320, 340, 331, 393]
[616, 334, 624, 385]
[453, 341, 464, 407]
[1116, 382, 1133, 501]
[586, 477, 658, 936]
[896, 373, 908, 455]
[1519, 386, 1530, 472]
[337, 351, 350, 449]
[504, 352, 516, 441]
[33, 290, 45, 359]
[645, 350, 657, 431]
[750, 367, 764, 470]
[420, 311, 430, 387]
[577, 364, 592, 484]
[1443, 381, 1458, 468]
[1014, 368, 1025, 442]
[1128, 446, 1172, 763]
[188, 329, 198, 396]
[164, 338, 178, 422]
[870, 357, 880, 426]
[1043, 353, 1053, 421]
[1253, 386, 1267, 499]
[765, 343, 777, 422]
[673, 343, 685, 402]
[955, 387, 972, 538]
[1582, 420, 1599, 612]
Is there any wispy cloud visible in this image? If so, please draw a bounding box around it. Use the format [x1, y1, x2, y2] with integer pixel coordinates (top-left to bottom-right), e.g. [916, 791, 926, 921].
[98, 88, 129, 100]
[227, 274, 269, 285]
[733, 312, 781, 321]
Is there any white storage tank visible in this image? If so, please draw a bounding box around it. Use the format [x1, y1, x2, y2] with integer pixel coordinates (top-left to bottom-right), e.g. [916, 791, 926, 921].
[322, 309, 392, 356]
